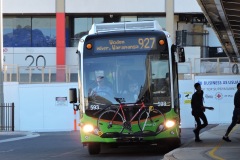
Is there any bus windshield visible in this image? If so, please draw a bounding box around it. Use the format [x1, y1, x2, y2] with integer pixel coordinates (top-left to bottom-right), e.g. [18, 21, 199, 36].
[83, 53, 170, 110]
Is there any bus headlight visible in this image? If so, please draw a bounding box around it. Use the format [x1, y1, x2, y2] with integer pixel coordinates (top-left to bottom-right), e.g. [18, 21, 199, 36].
[165, 120, 175, 128]
[83, 124, 94, 133]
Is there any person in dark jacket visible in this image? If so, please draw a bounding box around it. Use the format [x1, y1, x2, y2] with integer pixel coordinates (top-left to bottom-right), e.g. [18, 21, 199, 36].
[222, 83, 240, 142]
[191, 83, 208, 142]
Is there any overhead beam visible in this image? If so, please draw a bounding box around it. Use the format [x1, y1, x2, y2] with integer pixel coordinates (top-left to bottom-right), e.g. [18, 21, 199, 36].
[215, 0, 240, 58]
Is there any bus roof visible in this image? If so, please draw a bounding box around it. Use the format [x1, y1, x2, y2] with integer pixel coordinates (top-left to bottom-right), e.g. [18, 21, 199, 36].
[89, 20, 163, 34]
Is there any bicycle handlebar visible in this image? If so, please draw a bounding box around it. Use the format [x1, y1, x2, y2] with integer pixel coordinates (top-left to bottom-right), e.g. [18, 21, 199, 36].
[114, 97, 145, 103]
[93, 97, 146, 116]
[114, 97, 145, 106]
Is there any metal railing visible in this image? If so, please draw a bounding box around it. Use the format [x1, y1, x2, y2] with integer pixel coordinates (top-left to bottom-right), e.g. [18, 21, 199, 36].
[3, 65, 79, 83]
[193, 57, 240, 75]
[0, 103, 15, 131]
[178, 57, 240, 78]
[3, 58, 240, 83]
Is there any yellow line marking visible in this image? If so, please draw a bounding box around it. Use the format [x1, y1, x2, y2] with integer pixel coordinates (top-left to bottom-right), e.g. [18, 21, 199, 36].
[208, 142, 224, 160]
[208, 125, 239, 160]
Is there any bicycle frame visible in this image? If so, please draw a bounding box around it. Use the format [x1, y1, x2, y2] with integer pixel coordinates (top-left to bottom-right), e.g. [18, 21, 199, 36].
[111, 101, 146, 124]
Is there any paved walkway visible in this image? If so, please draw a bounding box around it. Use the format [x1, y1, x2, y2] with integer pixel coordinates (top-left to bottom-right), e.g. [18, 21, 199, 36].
[1, 124, 240, 159]
[163, 124, 240, 160]
[0, 131, 39, 143]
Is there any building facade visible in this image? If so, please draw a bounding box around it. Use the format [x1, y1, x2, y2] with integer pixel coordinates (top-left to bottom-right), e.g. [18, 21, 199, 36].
[2, 0, 229, 131]
[2, 0, 222, 69]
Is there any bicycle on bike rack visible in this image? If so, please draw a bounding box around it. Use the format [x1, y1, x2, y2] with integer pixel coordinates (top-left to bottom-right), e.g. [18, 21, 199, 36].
[97, 97, 166, 138]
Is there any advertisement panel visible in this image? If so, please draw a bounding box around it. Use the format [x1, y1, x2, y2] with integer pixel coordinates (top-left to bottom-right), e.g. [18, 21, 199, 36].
[195, 75, 240, 123]
[179, 75, 240, 127]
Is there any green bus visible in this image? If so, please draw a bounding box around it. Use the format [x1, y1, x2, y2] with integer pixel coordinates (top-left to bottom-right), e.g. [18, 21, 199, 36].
[69, 21, 185, 155]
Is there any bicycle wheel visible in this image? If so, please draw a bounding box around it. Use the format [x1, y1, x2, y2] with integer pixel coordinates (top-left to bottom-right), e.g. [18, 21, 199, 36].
[138, 109, 165, 134]
[97, 109, 124, 134]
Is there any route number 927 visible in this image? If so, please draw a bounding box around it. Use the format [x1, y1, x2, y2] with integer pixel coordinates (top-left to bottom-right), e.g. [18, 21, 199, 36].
[138, 37, 156, 49]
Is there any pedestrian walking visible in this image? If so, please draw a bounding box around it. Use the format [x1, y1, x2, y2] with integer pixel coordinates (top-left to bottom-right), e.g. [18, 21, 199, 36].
[222, 83, 240, 142]
[191, 83, 208, 142]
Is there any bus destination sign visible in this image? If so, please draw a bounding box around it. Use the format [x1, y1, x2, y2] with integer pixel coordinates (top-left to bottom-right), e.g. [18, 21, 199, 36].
[94, 37, 157, 53]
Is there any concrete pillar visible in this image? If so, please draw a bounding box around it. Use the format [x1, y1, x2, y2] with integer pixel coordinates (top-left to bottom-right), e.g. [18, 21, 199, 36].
[166, 0, 174, 43]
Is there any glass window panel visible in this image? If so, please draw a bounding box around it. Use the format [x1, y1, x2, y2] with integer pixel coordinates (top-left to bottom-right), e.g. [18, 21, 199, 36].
[3, 18, 14, 47]
[72, 17, 103, 47]
[72, 18, 88, 47]
[74, 18, 90, 38]
[66, 16, 69, 47]
[13, 17, 31, 47]
[32, 17, 56, 47]
[49, 18, 56, 47]
[93, 17, 104, 24]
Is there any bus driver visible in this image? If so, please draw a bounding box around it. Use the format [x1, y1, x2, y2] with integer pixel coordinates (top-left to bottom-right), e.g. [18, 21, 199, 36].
[89, 76, 114, 99]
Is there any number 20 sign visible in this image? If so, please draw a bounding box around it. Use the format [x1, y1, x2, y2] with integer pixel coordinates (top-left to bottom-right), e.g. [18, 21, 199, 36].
[3, 47, 56, 67]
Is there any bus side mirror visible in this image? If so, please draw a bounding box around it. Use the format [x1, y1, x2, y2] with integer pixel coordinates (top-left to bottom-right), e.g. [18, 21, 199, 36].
[69, 88, 80, 111]
[69, 88, 77, 103]
[172, 45, 185, 63]
[178, 47, 185, 62]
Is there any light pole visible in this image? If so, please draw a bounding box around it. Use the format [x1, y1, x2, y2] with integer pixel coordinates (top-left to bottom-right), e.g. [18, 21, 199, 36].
[0, 0, 5, 128]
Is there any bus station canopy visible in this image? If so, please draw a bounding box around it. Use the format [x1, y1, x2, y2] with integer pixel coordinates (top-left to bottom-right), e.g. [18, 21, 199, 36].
[197, 0, 240, 62]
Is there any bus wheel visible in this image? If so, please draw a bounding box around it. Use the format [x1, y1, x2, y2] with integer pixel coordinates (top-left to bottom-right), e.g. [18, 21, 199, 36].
[156, 143, 171, 153]
[156, 139, 181, 153]
[88, 142, 101, 155]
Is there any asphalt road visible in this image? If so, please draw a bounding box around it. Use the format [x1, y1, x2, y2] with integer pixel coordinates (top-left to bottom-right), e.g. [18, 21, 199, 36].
[0, 125, 216, 160]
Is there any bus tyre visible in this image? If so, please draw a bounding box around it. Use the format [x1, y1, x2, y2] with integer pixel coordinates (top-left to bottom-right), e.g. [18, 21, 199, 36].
[156, 139, 181, 153]
[88, 142, 101, 155]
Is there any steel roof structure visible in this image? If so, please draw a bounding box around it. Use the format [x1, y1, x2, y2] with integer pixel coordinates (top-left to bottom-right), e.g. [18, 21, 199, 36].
[197, 0, 240, 62]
